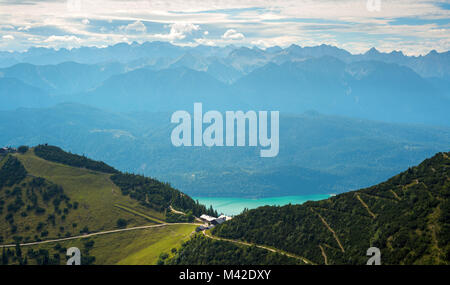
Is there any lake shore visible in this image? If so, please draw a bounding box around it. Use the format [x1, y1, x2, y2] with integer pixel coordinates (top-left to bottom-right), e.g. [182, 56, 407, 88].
[193, 194, 333, 216]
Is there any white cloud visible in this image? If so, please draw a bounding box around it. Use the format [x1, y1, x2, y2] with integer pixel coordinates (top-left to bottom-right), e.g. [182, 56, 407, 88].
[152, 22, 200, 41]
[2, 35, 14, 40]
[27, 37, 40, 42]
[18, 25, 31, 31]
[120, 20, 147, 33]
[168, 22, 200, 40]
[0, 0, 449, 54]
[222, 29, 244, 40]
[82, 18, 90, 25]
[44, 35, 81, 43]
[195, 38, 216, 46]
[42, 35, 83, 49]
[0, 25, 14, 30]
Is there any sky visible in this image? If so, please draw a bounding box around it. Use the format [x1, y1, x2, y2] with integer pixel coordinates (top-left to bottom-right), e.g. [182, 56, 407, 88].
[0, 0, 449, 55]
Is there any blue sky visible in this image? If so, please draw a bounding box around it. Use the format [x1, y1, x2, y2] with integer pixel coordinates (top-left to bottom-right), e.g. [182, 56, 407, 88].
[0, 0, 449, 55]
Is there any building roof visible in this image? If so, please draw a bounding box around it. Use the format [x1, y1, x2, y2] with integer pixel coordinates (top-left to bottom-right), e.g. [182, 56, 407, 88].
[200, 214, 216, 222]
[211, 217, 225, 225]
[218, 215, 232, 221]
[195, 225, 206, 232]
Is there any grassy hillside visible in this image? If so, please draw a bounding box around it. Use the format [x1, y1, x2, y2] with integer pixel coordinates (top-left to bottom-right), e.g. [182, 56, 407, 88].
[0, 145, 213, 264]
[0, 149, 162, 245]
[173, 152, 450, 265]
[116, 224, 196, 265]
[10, 224, 197, 265]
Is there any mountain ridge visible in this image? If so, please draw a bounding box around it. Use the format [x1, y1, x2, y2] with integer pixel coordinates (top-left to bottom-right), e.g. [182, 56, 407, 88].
[2, 41, 449, 78]
[1, 54, 448, 125]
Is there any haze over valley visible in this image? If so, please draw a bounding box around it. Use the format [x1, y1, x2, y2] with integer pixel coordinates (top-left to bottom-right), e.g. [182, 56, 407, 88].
[0, 42, 449, 199]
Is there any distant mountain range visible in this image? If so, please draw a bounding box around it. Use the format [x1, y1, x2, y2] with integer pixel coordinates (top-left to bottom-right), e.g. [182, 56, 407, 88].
[80, 67, 244, 112]
[0, 103, 448, 198]
[1, 47, 449, 124]
[0, 41, 449, 197]
[1, 42, 449, 78]
[0, 77, 52, 109]
[0, 62, 126, 95]
[232, 57, 449, 125]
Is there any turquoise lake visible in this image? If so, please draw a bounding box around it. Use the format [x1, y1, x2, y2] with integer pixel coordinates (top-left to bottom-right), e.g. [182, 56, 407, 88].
[193, 194, 333, 216]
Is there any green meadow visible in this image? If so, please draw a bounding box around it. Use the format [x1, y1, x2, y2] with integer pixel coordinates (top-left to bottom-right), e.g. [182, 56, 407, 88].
[0, 150, 164, 244]
[24, 224, 196, 265]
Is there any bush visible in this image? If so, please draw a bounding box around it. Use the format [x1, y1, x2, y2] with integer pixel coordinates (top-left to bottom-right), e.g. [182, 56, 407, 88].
[116, 218, 128, 228]
[0, 156, 27, 188]
[17, 146, 29, 154]
[80, 226, 89, 234]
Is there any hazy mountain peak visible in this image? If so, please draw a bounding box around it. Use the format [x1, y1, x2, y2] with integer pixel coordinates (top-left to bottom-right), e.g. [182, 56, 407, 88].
[265, 46, 282, 54]
[365, 47, 380, 55]
[229, 46, 266, 57]
[427, 49, 439, 56]
[389, 50, 404, 56]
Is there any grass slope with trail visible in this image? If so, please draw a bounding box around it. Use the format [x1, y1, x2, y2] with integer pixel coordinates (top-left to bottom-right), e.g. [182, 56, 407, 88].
[0, 145, 213, 264]
[2, 224, 197, 265]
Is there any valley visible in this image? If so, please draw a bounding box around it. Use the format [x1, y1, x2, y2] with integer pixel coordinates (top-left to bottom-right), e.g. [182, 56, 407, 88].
[1, 146, 449, 265]
[0, 41, 449, 266]
[1, 104, 448, 198]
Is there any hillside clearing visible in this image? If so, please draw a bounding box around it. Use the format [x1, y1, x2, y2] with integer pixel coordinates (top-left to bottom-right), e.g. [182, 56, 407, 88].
[19, 224, 197, 265]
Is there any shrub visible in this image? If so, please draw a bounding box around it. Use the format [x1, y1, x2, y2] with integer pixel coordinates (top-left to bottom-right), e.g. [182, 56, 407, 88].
[116, 218, 128, 228]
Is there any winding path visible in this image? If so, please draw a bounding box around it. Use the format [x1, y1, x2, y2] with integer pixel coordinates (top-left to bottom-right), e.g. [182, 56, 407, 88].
[202, 231, 315, 265]
[0, 223, 202, 248]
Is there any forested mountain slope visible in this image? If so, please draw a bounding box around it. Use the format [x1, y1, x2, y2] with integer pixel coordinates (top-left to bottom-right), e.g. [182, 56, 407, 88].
[173, 152, 450, 265]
